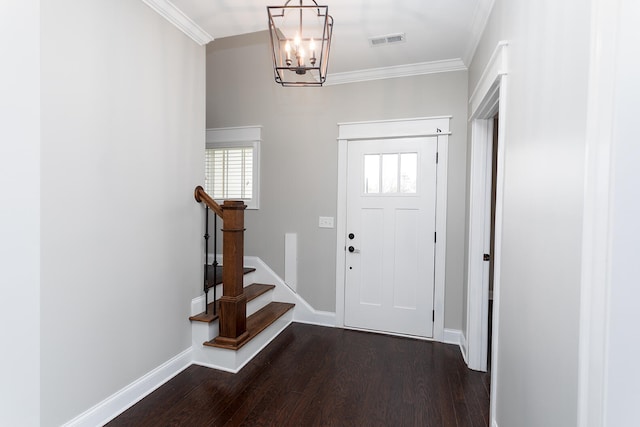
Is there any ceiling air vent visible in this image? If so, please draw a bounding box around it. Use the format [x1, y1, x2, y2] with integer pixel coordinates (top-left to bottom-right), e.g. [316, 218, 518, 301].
[368, 33, 406, 47]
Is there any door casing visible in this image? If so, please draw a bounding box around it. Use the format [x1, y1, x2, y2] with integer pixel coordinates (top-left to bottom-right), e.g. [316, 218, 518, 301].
[335, 117, 450, 342]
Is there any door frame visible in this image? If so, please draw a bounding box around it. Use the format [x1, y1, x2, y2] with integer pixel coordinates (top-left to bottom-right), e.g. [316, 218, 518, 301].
[465, 41, 508, 423]
[335, 117, 450, 341]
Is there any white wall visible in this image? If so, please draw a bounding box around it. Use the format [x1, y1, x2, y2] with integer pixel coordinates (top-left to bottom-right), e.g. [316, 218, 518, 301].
[0, 1, 41, 426]
[603, 0, 640, 423]
[40, 1, 205, 425]
[206, 32, 469, 330]
[469, 0, 590, 425]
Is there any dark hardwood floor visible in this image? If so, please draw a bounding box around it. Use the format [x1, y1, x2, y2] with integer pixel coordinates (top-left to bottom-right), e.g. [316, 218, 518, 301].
[108, 323, 490, 426]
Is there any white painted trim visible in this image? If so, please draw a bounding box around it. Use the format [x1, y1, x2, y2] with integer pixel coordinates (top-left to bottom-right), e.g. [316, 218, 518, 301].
[465, 118, 492, 372]
[205, 126, 262, 143]
[335, 138, 348, 328]
[577, 0, 619, 425]
[62, 348, 192, 427]
[433, 134, 448, 342]
[463, 0, 497, 66]
[325, 59, 467, 86]
[489, 74, 508, 427]
[243, 256, 337, 327]
[469, 41, 508, 117]
[443, 329, 468, 363]
[284, 233, 298, 291]
[465, 41, 509, 425]
[337, 116, 452, 141]
[459, 331, 468, 364]
[140, 0, 213, 46]
[335, 117, 449, 342]
[443, 328, 463, 345]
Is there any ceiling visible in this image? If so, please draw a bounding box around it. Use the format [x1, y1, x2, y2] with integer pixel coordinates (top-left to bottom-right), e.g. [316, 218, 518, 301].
[154, 0, 494, 80]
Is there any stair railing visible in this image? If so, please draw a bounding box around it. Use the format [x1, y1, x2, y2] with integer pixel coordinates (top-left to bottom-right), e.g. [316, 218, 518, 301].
[194, 186, 249, 348]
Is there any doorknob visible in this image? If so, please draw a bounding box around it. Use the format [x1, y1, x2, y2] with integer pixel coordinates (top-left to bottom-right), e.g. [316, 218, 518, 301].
[348, 246, 360, 253]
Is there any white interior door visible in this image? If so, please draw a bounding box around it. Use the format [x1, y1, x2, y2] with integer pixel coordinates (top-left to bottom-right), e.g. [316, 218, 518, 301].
[344, 137, 438, 337]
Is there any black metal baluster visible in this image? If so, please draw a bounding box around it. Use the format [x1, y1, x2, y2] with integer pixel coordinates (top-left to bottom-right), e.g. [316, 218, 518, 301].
[204, 205, 210, 315]
[213, 215, 218, 315]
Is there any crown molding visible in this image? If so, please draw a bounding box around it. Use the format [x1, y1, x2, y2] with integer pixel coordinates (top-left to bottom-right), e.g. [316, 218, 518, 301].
[463, 0, 497, 65]
[141, 0, 213, 46]
[325, 59, 467, 86]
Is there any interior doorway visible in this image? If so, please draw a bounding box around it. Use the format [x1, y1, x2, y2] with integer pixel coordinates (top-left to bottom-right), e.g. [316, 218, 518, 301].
[487, 114, 498, 367]
[465, 41, 508, 376]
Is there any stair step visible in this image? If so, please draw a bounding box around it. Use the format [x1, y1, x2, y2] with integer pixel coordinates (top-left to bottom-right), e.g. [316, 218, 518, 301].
[204, 301, 295, 351]
[189, 283, 275, 323]
[205, 265, 256, 290]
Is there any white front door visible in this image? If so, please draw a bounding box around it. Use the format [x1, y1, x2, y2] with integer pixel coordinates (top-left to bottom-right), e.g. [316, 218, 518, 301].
[344, 137, 438, 337]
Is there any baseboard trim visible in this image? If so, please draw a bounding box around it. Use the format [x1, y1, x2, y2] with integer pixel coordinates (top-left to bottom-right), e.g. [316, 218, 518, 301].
[443, 328, 462, 345]
[243, 256, 337, 327]
[443, 328, 467, 363]
[62, 348, 193, 427]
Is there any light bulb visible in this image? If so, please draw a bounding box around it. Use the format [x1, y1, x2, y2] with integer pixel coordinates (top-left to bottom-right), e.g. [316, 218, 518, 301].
[309, 38, 316, 64]
[284, 41, 292, 65]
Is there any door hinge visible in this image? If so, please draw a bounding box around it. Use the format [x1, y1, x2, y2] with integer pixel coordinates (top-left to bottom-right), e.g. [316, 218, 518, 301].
[434, 232, 437, 243]
[436, 152, 439, 164]
[432, 310, 435, 322]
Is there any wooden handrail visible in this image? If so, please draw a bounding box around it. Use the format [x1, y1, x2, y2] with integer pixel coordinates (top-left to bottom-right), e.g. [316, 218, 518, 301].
[194, 186, 223, 217]
[194, 185, 249, 348]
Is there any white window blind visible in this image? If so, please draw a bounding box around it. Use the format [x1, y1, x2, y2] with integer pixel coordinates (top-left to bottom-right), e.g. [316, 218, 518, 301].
[204, 126, 261, 209]
[205, 147, 253, 200]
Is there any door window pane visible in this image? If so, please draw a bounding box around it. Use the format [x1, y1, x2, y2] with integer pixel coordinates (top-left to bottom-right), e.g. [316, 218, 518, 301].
[400, 153, 417, 193]
[363, 151, 418, 194]
[364, 154, 380, 193]
[381, 153, 398, 193]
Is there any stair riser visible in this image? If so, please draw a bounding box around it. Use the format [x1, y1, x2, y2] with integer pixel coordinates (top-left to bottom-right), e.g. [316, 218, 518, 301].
[246, 290, 272, 318]
[192, 309, 294, 373]
[204, 271, 257, 298]
[192, 320, 218, 348]
[192, 287, 273, 342]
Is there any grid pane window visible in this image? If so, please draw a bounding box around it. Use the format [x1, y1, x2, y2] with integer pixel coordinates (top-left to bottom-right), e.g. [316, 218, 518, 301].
[363, 152, 418, 194]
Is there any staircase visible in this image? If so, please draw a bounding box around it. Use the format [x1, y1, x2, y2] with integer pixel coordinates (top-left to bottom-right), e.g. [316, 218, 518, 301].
[190, 187, 295, 373]
[189, 266, 295, 372]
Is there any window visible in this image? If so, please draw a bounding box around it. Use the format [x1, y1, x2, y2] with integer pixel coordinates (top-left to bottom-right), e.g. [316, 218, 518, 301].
[205, 126, 261, 209]
[363, 152, 417, 194]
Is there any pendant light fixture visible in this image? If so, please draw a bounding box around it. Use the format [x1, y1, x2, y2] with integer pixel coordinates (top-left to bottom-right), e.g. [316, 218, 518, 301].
[267, 0, 333, 87]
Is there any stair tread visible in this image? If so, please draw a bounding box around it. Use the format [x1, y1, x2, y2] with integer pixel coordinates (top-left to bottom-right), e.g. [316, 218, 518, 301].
[205, 266, 256, 290]
[204, 301, 295, 351]
[189, 283, 276, 323]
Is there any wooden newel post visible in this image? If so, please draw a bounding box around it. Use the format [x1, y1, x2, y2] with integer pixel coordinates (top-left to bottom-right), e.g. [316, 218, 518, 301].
[214, 200, 249, 348]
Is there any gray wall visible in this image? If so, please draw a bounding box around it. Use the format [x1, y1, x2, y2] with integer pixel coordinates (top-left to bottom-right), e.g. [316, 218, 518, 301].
[469, 0, 590, 425]
[206, 31, 468, 330]
[40, 0, 205, 425]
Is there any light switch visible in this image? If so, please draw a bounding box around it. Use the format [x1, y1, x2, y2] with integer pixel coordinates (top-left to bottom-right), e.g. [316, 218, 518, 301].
[318, 216, 334, 228]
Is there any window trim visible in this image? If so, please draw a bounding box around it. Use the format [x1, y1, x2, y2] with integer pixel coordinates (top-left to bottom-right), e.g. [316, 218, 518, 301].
[205, 126, 261, 209]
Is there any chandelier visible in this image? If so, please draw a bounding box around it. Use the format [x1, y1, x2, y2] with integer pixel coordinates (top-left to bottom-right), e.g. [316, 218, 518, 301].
[267, 0, 334, 87]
